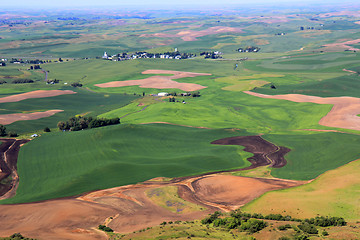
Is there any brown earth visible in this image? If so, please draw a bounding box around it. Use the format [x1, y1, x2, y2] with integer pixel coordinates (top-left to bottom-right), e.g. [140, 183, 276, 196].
[318, 11, 360, 18]
[95, 69, 210, 91]
[0, 135, 302, 239]
[0, 90, 76, 103]
[211, 135, 289, 169]
[343, 68, 358, 74]
[322, 38, 360, 51]
[0, 110, 64, 125]
[0, 139, 29, 198]
[244, 91, 360, 131]
[140, 26, 243, 41]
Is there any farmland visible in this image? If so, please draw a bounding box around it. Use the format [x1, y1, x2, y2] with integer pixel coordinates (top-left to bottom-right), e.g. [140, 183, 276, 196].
[0, 3, 360, 239]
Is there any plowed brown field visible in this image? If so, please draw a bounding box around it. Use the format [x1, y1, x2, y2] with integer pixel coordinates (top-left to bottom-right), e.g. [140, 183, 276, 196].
[0, 135, 302, 239]
[95, 69, 209, 91]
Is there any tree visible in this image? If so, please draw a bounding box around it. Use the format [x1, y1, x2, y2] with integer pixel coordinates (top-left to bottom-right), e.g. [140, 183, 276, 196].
[8, 131, 18, 137]
[57, 121, 67, 131]
[0, 124, 6, 136]
[44, 127, 51, 132]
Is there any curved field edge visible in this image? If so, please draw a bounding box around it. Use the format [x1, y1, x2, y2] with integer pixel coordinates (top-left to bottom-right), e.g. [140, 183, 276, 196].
[0, 123, 254, 204]
[242, 158, 360, 221]
[100, 91, 333, 133]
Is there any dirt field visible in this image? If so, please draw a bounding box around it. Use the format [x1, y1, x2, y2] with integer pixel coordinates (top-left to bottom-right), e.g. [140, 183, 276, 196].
[0, 134, 303, 239]
[245, 91, 360, 131]
[343, 68, 358, 74]
[140, 26, 243, 41]
[322, 38, 360, 51]
[0, 90, 76, 103]
[0, 110, 64, 125]
[0, 139, 29, 198]
[211, 135, 290, 169]
[95, 69, 210, 91]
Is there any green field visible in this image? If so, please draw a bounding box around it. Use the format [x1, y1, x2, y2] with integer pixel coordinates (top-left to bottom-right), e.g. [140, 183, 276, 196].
[0, 8, 360, 225]
[0, 124, 252, 204]
[263, 132, 360, 180]
[0, 88, 138, 134]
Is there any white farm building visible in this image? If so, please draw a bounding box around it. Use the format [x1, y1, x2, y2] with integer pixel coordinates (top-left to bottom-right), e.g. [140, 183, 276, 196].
[157, 92, 169, 97]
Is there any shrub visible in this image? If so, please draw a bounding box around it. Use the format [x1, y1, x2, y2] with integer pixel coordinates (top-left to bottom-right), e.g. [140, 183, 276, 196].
[294, 235, 309, 240]
[98, 224, 113, 232]
[0, 124, 6, 136]
[8, 131, 18, 137]
[297, 222, 318, 234]
[238, 218, 267, 233]
[201, 211, 221, 224]
[71, 82, 83, 87]
[278, 224, 292, 231]
[44, 127, 51, 132]
[11, 79, 34, 84]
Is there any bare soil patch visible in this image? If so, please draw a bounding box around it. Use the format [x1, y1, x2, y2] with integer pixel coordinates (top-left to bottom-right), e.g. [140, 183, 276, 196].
[0, 199, 116, 240]
[211, 135, 290, 169]
[322, 38, 360, 51]
[188, 175, 301, 211]
[245, 91, 360, 131]
[0, 90, 76, 103]
[343, 68, 358, 74]
[0, 110, 64, 125]
[95, 70, 210, 91]
[0, 139, 29, 199]
[0, 135, 301, 239]
[140, 26, 243, 41]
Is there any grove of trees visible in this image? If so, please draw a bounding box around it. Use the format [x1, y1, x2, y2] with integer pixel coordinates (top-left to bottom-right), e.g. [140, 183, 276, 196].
[57, 116, 120, 131]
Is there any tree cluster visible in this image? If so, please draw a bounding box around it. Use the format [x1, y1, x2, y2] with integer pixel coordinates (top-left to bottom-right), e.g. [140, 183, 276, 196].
[201, 210, 346, 235]
[98, 225, 113, 232]
[297, 222, 318, 234]
[303, 216, 346, 227]
[0, 124, 17, 137]
[11, 79, 34, 84]
[9, 58, 50, 64]
[30, 65, 41, 70]
[70, 82, 82, 87]
[202, 211, 267, 233]
[57, 116, 120, 131]
[5, 232, 36, 240]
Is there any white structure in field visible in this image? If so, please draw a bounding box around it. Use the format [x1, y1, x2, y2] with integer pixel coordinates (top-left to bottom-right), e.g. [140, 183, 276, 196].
[157, 92, 169, 97]
[102, 52, 108, 59]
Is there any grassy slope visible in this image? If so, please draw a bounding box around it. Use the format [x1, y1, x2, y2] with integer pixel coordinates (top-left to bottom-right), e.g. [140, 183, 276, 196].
[1, 124, 252, 204]
[243, 159, 360, 221]
[108, 219, 360, 240]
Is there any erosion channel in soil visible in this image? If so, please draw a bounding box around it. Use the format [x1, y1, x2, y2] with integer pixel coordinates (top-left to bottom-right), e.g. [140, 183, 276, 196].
[0, 136, 301, 240]
[0, 139, 29, 199]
